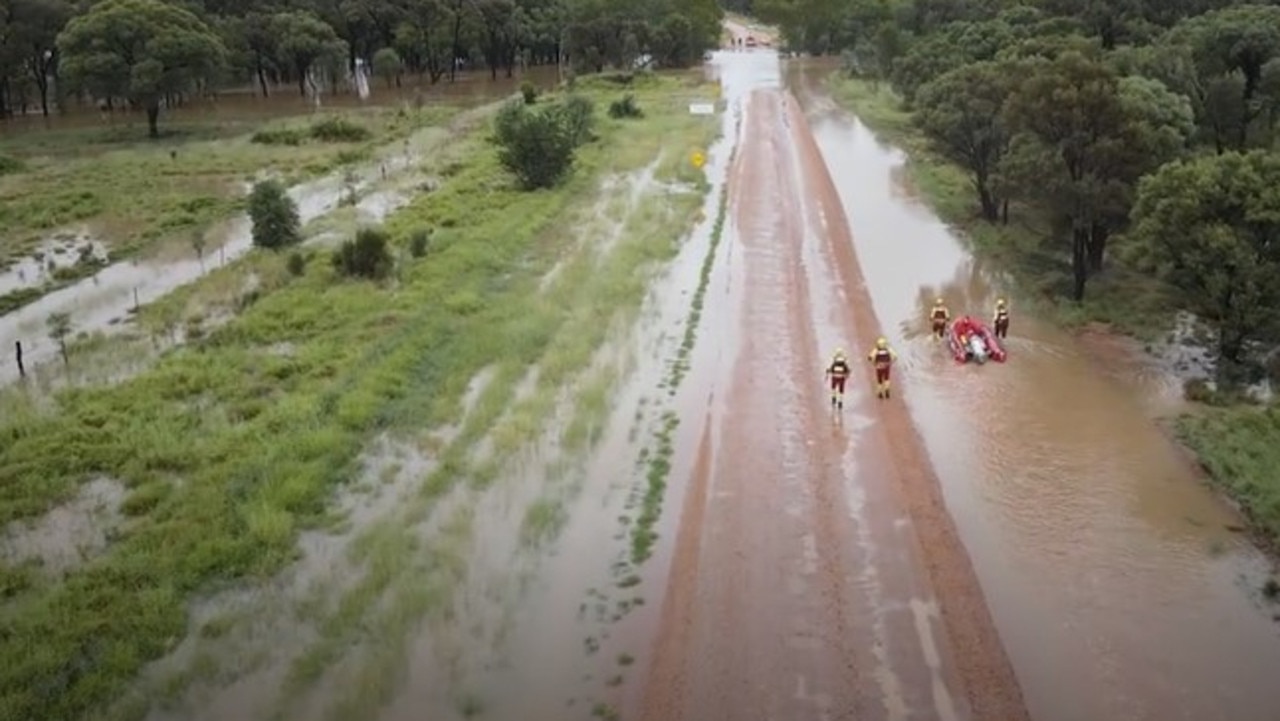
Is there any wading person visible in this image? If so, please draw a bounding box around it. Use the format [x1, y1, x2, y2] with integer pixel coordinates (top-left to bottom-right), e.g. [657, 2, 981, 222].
[825, 349, 851, 409]
[930, 297, 950, 340]
[867, 337, 897, 399]
[993, 298, 1010, 338]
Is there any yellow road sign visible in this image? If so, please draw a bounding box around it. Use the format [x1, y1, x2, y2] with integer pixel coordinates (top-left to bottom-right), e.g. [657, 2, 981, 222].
[691, 151, 706, 169]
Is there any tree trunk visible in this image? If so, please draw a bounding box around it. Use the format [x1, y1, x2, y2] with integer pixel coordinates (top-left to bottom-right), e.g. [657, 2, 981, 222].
[1087, 223, 1108, 273]
[977, 180, 998, 222]
[256, 55, 270, 97]
[298, 69, 307, 98]
[147, 103, 160, 138]
[1070, 225, 1089, 302]
[1001, 199, 1009, 225]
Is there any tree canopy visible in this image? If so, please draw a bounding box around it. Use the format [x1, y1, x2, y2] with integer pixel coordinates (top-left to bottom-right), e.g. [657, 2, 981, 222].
[0, 0, 723, 119]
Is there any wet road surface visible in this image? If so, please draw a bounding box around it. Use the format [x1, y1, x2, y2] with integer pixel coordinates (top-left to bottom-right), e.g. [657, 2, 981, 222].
[633, 72, 1028, 720]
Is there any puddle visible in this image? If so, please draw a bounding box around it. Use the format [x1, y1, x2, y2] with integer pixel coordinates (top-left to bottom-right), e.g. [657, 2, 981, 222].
[2, 476, 126, 575]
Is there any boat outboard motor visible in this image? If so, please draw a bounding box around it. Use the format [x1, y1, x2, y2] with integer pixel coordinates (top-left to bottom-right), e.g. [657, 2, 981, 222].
[969, 335, 989, 364]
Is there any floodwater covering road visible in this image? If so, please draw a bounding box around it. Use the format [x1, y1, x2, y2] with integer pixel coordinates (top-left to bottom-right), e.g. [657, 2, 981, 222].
[782, 58, 1280, 721]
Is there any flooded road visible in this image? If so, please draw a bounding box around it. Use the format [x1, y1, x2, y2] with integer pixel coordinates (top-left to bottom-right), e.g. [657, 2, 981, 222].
[783, 59, 1280, 721]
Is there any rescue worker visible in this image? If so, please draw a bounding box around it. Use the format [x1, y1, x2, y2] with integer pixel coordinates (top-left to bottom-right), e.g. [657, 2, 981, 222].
[930, 298, 950, 340]
[867, 337, 897, 399]
[993, 298, 1010, 338]
[825, 349, 851, 409]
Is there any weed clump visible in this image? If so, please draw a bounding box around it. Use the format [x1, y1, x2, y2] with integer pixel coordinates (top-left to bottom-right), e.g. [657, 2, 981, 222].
[521, 81, 538, 105]
[408, 228, 431, 258]
[557, 94, 597, 145]
[309, 117, 372, 142]
[247, 179, 301, 250]
[286, 251, 307, 276]
[608, 94, 643, 119]
[333, 227, 394, 280]
[250, 128, 307, 146]
[0, 153, 26, 175]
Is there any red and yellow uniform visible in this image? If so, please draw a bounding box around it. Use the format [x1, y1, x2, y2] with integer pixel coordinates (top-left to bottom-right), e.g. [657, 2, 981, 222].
[993, 298, 1010, 338]
[867, 337, 897, 399]
[930, 298, 950, 339]
[825, 350, 851, 407]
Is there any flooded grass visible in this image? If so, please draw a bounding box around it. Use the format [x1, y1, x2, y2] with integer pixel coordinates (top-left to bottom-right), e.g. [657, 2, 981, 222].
[826, 76, 1173, 342]
[0, 106, 457, 293]
[0, 75, 717, 721]
[1177, 406, 1280, 549]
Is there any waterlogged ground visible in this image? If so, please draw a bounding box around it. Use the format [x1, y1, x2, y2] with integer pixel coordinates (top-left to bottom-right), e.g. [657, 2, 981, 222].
[0, 71, 722, 721]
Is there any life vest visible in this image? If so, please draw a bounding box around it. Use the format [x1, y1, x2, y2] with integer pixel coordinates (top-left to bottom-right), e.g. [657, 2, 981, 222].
[931, 307, 948, 320]
[872, 349, 893, 368]
[829, 360, 850, 378]
[995, 306, 1009, 321]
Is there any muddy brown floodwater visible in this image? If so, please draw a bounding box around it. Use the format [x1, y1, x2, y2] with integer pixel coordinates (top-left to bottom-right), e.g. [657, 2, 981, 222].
[781, 58, 1280, 721]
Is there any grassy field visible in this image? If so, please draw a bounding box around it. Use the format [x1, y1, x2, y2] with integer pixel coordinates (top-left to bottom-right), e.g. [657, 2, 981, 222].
[0, 105, 456, 307]
[0, 71, 718, 720]
[826, 75, 1280, 556]
[826, 77, 1174, 341]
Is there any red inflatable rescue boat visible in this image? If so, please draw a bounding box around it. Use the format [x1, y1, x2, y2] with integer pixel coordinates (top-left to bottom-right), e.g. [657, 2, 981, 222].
[946, 315, 1007, 364]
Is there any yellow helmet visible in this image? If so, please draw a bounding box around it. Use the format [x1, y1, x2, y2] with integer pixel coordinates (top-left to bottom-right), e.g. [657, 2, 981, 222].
[934, 297, 943, 305]
[834, 348, 846, 359]
[996, 298, 1006, 306]
[876, 337, 887, 349]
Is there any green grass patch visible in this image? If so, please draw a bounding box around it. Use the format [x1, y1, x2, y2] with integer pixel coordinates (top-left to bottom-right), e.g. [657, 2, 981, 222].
[1177, 406, 1280, 547]
[826, 76, 1174, 340]
[0, 106, 455, 271]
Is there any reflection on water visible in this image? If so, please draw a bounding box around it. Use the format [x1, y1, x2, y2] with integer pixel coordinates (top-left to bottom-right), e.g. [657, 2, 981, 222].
[787, 59, 1280, 721]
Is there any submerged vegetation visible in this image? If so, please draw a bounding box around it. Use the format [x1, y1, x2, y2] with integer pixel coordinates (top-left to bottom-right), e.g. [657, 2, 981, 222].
[779, 0, 1280, 549]
[0, 71, 718, 720]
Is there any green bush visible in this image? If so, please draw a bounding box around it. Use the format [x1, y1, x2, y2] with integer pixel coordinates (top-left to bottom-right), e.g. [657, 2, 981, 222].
[521, 81, 538, 104]
[608, 94, 643, 119]
[247, 180, 301, 250]
[309, 117, 372, 142]
[491, 99, 580, 190]
[250, 128, 307, 146]
[556, 94, 597, 145]
[333, 227, 394, 279]
[408, 228, 431, 258]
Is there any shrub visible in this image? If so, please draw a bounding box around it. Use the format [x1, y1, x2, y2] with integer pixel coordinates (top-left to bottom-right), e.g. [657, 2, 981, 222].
[408, 228, 431, 258]
[0, 153, 26, 175]
[372, 47, 402, 87]
[309, 116, 372, 142]
[333, 227, 394, 279]
[247, 180, 301, 250]
[608, 94, 643, 119]
[556, 94, 597, 145]
[250, 128, 306, 145]
[286, 251, 307, 276]
[491, 99, 579, 190]
[521, 81, 538, 104]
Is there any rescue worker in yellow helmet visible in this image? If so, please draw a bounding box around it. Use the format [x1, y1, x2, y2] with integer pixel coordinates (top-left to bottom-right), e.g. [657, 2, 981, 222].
[824, 348, 851, 409]
[930, 297, 950, 340]
[867, 337, 898, 399]
[993, 298, 1010, 339]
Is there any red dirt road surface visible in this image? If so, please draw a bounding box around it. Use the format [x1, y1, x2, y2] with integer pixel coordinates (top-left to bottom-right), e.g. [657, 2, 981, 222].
[635, 89, 1030, 721]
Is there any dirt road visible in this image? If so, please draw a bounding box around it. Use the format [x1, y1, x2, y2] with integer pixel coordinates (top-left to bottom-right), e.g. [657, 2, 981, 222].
[634, 88, 1028, 720]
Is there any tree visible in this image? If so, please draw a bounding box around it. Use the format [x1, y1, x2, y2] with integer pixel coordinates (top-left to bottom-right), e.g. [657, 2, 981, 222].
[1001, 51, 1132, 300]
[915, 60, 1014, 222]
[372, 46, 402, 86]
[11, 0, 73, 117]
[56, 0, 227, 138]
[247, 179, 302, 250]
[492, 98, 579, 189]
[271, 10, 347, 97]
[1126, 151, 1280, 380]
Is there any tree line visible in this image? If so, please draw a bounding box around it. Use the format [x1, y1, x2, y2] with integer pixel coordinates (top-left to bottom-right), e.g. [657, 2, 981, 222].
[0, 0, 721, 130]
[761, 0, 1280, 384]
